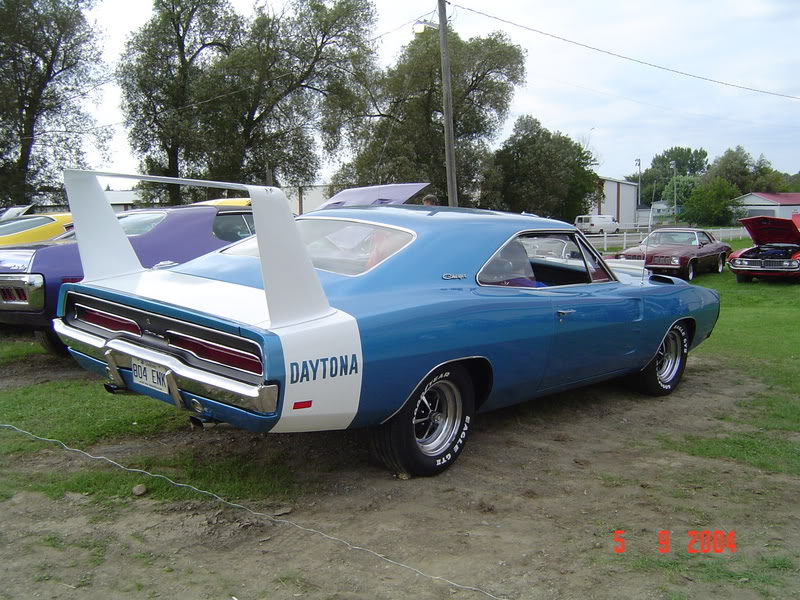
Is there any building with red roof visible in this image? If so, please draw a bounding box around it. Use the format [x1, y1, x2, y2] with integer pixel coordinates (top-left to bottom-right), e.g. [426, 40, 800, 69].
[735, 192, 800, 219]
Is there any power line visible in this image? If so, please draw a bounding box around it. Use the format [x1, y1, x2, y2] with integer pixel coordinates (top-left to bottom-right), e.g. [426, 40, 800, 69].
[371, 8, 438, 41]
[453, 3, 800, 102]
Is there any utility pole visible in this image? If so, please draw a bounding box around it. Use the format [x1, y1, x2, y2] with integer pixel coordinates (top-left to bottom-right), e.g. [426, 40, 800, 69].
[669, 160, 677, 220]
[635, 158, 641, 224]
[438, 0, 458, 207]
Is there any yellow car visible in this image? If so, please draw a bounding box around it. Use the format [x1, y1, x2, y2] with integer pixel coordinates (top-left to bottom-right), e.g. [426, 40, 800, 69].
[0, 213, 73, 246]
[195, 198, 251, 206]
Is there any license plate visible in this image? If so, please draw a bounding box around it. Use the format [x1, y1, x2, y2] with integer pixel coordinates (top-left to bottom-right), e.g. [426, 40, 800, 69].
[131, 358, 169, 394]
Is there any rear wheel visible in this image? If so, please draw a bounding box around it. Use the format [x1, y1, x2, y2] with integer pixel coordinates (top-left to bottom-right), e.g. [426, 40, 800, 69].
[630, 322, 689, 396]
[34, 328, 69, 356]
[715, 254, 726, 273]
[369, 364, 475, 477]
[736, 274, 753, 283]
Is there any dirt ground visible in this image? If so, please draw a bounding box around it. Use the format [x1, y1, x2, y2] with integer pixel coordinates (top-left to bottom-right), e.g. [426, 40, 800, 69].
[1, 354, 798, 600]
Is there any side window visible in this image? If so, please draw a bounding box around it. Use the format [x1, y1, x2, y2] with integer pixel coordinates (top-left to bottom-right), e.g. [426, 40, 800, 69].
[213, 214, 251, 242]
[479, 232, 599, 288]
[699, 232, 713, 245]
[577, 238, 613, 282]
[243, 214, 254, 234]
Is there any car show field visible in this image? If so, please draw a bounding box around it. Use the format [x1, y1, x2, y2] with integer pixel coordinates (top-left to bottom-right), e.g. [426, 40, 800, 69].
[1, 239, 798, 600]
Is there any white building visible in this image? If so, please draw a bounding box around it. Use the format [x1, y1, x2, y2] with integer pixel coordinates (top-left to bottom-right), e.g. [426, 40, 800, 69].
[734, 193, 800, 219]
[588, 177, 640, 224]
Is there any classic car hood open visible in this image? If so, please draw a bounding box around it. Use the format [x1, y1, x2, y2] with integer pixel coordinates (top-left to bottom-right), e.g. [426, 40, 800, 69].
[740, 216, 800, 246]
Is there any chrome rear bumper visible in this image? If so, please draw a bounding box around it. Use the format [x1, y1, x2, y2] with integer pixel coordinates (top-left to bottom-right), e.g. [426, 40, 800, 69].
[53, 319, 278, 414]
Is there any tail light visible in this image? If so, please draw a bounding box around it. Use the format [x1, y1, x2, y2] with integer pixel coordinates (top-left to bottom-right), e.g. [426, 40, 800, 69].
[167, 331, 263, 375]
[76, 304, 141, 335]
[1, 288, 27, 302]
[62, 277, 83, 284]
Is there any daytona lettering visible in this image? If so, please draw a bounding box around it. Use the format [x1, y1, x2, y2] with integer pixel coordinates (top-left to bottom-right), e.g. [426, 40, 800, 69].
[289, 354, 359, 384]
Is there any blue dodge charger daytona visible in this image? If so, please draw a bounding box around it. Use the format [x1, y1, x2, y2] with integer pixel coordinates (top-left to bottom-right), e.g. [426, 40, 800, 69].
[55, 170, 720, 476]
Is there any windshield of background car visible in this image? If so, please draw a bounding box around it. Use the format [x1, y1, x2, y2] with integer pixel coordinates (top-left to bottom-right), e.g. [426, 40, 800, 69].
[0, 216, 54, 236]
[644, 231, 697, 245]
[224, 219, 414, 275]
[56, 212, 166, 239]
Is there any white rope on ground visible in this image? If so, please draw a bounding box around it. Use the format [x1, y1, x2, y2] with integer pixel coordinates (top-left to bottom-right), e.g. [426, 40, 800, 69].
[0, 423, 509, 600]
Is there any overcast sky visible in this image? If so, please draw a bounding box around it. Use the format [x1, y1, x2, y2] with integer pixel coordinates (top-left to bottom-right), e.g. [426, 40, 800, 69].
[87, 0, 799, 188]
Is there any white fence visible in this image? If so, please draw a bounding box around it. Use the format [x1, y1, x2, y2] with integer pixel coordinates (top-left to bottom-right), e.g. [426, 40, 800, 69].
[585, 227, 750, 252]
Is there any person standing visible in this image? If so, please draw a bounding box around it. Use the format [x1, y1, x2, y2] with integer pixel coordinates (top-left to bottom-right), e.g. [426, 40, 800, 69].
[422, 194, 438, 206]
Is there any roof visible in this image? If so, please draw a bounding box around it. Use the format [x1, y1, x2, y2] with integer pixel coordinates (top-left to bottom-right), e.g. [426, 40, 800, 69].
[739, 192, 800, 206]
[305, 204, 573, 232]
[600, 176, 638, 186]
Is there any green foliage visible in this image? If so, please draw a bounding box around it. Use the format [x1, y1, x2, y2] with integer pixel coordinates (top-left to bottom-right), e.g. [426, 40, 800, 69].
[480, 116, 600, 220]
[627, 146, 708, 207]
[0, 0, 107, 205]
[681, 176, 743, 226]
[0, 338, 46, 366]
[705, 145, 787, 194]
[332, 28, 526, 203]
[117, 0, 241, 204]
[660, 174, 700, 209]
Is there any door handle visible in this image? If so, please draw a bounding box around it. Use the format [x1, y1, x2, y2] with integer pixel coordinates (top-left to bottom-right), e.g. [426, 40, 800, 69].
[557, 309, 576, 318]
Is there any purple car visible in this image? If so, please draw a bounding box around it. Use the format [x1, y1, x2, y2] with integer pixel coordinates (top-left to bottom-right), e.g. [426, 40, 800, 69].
[0, 205, 254, 351]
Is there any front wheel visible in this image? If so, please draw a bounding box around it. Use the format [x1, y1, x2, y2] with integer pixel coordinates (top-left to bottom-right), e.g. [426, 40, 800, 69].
[629, 322, 689, 396]
[369, 364, 475, 477]
[715, 254, 726, 273]
[684, 260, 696, 281]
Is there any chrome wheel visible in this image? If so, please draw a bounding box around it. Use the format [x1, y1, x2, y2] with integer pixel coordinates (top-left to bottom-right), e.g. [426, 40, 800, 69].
[413, 380, 462, 456]
[686, 261, 695, 281]
[717, 254, 725, 273]
[656, 330, 683, 384]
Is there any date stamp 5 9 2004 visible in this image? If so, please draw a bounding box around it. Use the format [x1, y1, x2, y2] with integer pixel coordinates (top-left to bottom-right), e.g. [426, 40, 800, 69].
[613, 530, 737, 554]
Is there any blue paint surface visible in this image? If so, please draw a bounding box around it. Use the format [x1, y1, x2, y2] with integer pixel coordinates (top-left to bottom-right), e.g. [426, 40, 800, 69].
[59, 205, 721, 432]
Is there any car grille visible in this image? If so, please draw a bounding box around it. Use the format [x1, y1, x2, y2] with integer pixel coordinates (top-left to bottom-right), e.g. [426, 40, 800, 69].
[652, 256, 673, 265]
[736, 258, 798, 270]
[626, 254, 644, 260]
[64, 292, 264, 383]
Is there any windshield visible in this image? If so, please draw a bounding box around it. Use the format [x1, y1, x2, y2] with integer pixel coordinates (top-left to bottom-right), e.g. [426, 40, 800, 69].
[0, 216, 54, 236]
[224, 218, 414, 275]
[643, 231, 697, 246]
[56, 211, 167, 239]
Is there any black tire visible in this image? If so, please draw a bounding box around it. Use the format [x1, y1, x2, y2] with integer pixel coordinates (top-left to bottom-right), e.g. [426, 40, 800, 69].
[369, 364, 475, 477]
[614, 228, 620, 234]
[736, 274, 753, 283]
[715, 254, 725, 273]
[684, 260, 696, 281]
[630, 322, 689, 396]
[34, 328, 70, 355]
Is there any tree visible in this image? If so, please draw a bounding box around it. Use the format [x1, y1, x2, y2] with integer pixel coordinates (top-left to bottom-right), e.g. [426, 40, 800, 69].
[117, 0, 241, 204]
[705, 146, 787, 194]
[331, 28, 525, 203]
[626, 146, 708, 207]
[682, 176, 743, 226]
[198, 0, 376, 187]
[480, 116, 601, 221]
[660, 175, 700, 211]
[0, 0, 106, 205]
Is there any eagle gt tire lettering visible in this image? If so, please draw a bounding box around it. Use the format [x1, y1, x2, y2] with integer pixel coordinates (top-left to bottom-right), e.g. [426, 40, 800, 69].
[631, 322, 689, 396]
[369, 364, 475, 477]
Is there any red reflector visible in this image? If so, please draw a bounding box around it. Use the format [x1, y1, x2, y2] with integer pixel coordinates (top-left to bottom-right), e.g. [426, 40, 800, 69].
[293, 401, 313, 410]
[168, 332, 263, 376]
[78, 306, 141, 335]
[62, 277, 83, 284]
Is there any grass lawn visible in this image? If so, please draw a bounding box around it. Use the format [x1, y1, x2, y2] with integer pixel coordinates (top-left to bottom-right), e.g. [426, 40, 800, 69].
[675, 242, 800, 475]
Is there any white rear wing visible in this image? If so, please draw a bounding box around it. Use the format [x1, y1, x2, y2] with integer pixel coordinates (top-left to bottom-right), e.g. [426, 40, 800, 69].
[63, 169, 332, 329]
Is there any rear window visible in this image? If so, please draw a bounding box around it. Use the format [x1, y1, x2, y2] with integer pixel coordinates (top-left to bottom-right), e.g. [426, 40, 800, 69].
[224, 218, 414, 275]
[0, 216, 54, 236]
[57, 212, 166, 239]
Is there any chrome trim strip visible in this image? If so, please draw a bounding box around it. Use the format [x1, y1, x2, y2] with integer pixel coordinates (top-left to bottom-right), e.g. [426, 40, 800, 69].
[54, 319, 278, 414]
[379, 356, 491, 425]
